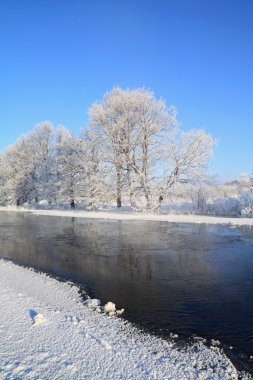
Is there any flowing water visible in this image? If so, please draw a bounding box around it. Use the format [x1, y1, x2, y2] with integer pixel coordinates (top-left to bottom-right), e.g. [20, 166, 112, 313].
[1, 211, 253, 372]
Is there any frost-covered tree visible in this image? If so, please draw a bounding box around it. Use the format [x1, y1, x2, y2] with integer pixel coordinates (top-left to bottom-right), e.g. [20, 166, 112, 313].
[0, 122, 53, 206]
[27, 122, 54, 203]
[158, 130, 217, 201]
[88, 87, 177, 208]
[53, 128, 110, 210]
[53, 127, 82, 209]
[238, 172, 253, 193]
[0, 87, 218, 211]
[3, 135, 40, 205]
[88, 87, 130, 207]
[0, 152, 9, 205]
[78, 130, 111, 209]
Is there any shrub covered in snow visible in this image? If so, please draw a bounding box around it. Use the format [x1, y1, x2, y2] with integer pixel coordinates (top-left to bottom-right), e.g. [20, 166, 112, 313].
[239, 192, 253, 217]
[210, 197, 241, 217]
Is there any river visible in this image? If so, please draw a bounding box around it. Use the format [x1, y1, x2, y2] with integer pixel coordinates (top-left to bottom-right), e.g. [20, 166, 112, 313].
[0, 210, 253, 373]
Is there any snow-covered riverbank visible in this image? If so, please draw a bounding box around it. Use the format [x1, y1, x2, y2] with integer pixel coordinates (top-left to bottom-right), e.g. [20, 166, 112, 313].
[1, 206, 253, 226]
[0, 259, 248, 379]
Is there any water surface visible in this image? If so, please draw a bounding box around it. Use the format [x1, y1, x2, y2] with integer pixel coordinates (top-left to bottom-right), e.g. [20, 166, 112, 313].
[0, 211, 253, 363]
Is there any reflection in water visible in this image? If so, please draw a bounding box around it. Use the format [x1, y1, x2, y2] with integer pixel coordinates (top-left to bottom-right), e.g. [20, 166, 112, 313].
[0, 211, 253, 359]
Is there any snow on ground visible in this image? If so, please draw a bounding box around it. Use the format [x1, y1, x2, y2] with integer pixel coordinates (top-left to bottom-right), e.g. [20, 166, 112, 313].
[0, 259, 245, 379]
[1, 206, 253, 226]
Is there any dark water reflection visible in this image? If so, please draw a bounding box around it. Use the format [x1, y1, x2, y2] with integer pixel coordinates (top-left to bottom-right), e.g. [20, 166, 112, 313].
[1, 211, 253, 360]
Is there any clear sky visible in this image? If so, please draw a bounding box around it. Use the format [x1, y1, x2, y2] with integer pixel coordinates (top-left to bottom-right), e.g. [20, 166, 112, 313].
[1, 0, 253, 181]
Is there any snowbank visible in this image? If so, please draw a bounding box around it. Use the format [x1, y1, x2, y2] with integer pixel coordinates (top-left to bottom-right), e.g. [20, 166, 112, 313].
[1, 206, 253, 226]
[0, 259, 244, 379]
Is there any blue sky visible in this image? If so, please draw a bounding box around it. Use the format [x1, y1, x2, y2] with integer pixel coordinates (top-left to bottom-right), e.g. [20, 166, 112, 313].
[1, 0, 253, 181]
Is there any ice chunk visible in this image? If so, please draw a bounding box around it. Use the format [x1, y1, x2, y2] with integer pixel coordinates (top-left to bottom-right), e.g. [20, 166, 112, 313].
[104, 302, 116, 314]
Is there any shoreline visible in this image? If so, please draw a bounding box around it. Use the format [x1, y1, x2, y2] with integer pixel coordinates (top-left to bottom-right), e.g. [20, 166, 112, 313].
[1, 206, 253, 226]
[0, 258, 243, 379]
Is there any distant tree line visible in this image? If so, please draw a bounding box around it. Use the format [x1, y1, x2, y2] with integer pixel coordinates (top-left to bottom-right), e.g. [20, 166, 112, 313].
[0, 87, 217, 210]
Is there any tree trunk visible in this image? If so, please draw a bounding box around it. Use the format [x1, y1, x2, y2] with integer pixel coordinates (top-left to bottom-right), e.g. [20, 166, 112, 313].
[127, 169, 136, 208]
[116, 167, 122, 208]
[141, 178, 150, 209]
[141, 132, 150, 208]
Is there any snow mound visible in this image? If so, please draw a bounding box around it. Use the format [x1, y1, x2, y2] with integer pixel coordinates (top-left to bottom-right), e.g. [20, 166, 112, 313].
[84, 297, 124, 316]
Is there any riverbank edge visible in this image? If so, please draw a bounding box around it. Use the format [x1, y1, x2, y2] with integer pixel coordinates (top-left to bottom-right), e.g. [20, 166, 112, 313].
[1, 206, 253, 226]
[0, 258, 246, 379]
